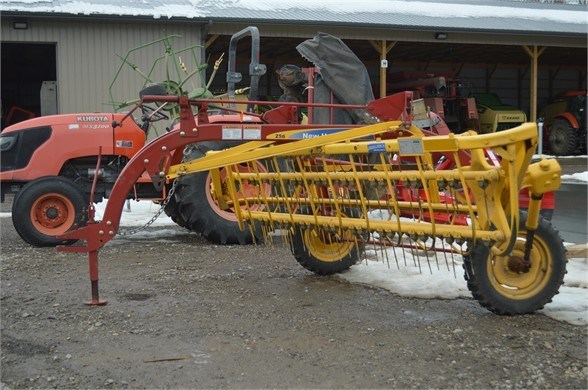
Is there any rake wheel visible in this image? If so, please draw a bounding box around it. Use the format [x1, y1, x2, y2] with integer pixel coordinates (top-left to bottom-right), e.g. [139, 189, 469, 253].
[290, 208, 364, 275]
[463, 211, 567, 315]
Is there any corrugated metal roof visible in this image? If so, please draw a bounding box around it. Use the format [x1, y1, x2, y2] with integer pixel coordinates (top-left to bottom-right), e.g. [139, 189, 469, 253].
[0, 0, 586, 35]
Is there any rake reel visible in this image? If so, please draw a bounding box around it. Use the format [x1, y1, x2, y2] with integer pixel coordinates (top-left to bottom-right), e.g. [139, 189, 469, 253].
[168, 120, 566, 315]
[59, 96, 566, 315]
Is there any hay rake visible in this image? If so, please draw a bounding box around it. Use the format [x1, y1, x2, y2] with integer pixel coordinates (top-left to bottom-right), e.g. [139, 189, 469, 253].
[59, 95, 566, 315]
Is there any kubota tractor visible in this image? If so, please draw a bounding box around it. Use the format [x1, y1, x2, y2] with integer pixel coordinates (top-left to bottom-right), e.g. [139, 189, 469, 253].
[539, 90, 587, 156]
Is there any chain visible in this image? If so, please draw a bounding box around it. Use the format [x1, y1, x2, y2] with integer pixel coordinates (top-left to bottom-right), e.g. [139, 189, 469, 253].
[118, 178, 179, 236]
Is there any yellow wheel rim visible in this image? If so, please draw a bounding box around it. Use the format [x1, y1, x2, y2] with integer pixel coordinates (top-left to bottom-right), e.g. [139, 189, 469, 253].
[488, 232, 553, 300]
[303, 228, 356, 263]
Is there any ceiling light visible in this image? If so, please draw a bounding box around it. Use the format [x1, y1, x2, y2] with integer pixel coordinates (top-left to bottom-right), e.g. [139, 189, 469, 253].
[13, 21, 28, 30]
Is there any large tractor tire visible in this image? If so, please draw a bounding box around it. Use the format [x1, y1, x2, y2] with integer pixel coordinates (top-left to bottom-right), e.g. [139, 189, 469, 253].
[290, 208, 364, 275]
[548, 118, 578, 156]
[163, 195, 188, 229]
[463, 211, 567, 315]
[12, 176, 88, 247]
[168, 142, 269, 245]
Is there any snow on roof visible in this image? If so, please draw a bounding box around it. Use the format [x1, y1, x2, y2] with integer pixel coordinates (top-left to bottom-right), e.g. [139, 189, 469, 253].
[1, 0, 586, 34]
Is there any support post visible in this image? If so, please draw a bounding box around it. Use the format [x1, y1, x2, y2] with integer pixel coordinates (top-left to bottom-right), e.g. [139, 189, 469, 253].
[523, 45, 546, 122]
[369, 40, 396, 98]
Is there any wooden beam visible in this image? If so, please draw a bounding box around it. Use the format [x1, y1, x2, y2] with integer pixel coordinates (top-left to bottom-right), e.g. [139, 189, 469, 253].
[205, 34, 219, 49]
[369, 40, 381, 54]
[369, 40, 396, 98]
[523, 45, 546, 122]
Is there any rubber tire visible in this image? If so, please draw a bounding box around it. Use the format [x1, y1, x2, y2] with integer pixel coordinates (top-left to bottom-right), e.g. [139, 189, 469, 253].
[172, 142, 262, 245]
[548, 119, 578, 156]
[163, 195, 188, 229]
[290, 208, 364, 275]
[12, 177, 88, 247]
[463, 211, 567, 315]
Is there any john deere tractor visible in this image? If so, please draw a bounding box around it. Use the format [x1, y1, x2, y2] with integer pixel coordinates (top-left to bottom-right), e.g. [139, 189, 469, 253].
[539, 91, 587, 156]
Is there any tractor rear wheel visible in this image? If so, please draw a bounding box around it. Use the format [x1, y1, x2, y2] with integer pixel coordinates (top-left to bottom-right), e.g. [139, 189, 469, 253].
[463, 211, 566, 315]
[171, 142, 268, 245]
[290, 209, 364, 275]
[163, 195, 188, 229]
[12, 177, 88, 247]
[548, 118, 578, 156]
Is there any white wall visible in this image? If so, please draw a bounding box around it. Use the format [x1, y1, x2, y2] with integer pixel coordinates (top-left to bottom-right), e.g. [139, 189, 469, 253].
[1, 18, 203, 114]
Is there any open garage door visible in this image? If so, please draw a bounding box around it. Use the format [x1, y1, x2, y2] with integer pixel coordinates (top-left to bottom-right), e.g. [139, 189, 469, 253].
[1, 42, 57, 130]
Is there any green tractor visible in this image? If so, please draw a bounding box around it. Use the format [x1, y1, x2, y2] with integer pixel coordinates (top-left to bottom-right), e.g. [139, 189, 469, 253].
[539, 91, 587, 156]
[473, 92, 527, 133]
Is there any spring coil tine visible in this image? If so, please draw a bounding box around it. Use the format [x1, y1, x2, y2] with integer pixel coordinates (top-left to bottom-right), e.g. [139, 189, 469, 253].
[415, 155, 438, 251]
[251, 160, 275, 229]
[379, 153, 403, 238]
[347, 153, 372, 238]
[232, 163, 258, 244]
[321, 154, 344, 235]
[452, 151, 477, 255]
[271, 157, 296, 227]
[296, 156, 320, 229]
[373, 184, 389, 264]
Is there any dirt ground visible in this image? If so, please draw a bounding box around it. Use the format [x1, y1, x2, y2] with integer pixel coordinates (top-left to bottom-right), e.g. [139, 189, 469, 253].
[1, 195, 587, 390]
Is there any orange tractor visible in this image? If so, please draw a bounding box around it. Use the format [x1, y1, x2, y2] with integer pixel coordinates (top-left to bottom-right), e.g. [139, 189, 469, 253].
[539, 90, 587, 156]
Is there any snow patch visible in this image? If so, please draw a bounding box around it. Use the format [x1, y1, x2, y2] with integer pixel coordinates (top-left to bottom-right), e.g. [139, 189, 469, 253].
[561, 171, 588, 182]
[232, 0, 587, 24]
[94, 199, 174, 227]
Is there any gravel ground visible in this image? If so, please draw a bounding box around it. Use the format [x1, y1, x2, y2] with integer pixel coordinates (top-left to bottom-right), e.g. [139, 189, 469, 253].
[1, 195, 587, 389]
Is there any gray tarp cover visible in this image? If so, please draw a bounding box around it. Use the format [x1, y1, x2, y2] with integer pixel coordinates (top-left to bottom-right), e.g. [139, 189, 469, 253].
[296, 32, 375, 124]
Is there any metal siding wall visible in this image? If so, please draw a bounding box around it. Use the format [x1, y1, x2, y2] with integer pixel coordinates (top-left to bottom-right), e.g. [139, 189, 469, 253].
[2, 19, 202, 114]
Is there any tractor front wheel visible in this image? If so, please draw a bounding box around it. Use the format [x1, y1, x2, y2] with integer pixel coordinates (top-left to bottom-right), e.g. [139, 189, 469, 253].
[548, 118, 578, 156]
[12, 177, 88, 247]
[463, 211, 567, 315]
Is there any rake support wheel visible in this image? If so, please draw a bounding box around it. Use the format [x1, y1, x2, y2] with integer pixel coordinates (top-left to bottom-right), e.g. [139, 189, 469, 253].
[463, 211, 567, 315]
[290, 208, 364, 275]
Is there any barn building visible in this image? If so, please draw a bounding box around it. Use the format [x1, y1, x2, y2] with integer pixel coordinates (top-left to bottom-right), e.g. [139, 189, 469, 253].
[1, 0, 586, 129]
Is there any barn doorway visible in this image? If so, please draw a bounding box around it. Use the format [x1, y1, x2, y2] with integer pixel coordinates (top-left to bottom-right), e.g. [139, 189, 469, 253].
[1, 42, 57, 130]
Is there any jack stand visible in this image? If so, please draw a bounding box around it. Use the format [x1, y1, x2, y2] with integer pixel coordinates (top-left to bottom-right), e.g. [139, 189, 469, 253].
[84, 250, 107, 306]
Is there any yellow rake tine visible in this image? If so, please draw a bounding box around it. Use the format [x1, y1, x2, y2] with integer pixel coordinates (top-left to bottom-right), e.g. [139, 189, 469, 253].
[348, 153, 372, 238]
[231, 164, 257, 243]
[296, 156, 320, 228]
[320, 154, 344, 235]
[250, 160, 275, 229]
[272, 157, 296, 226]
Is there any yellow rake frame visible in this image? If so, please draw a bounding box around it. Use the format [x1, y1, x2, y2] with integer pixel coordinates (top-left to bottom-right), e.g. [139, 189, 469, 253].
[167, 121, 561, 257]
